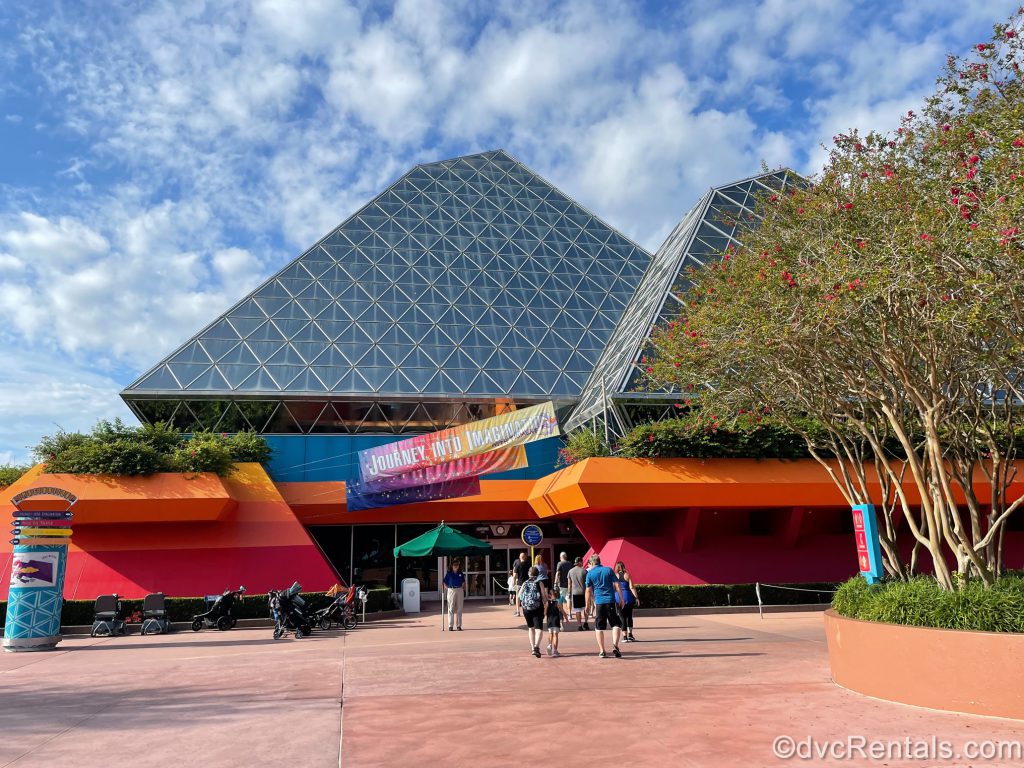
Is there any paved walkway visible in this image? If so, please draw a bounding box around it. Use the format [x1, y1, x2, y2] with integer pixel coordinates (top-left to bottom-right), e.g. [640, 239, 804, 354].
[2, 604, 1022, 767]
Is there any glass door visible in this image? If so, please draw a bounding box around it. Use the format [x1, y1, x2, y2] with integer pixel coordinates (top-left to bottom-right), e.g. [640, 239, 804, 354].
[465, 553, 488, 597]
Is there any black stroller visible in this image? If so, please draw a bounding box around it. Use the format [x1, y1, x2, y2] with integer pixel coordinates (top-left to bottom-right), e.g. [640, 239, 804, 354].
[191, 586, 245, 631]
[314, 585, 360, 630]
[90, 594, 128, 637]
[270, 582, 313, 639]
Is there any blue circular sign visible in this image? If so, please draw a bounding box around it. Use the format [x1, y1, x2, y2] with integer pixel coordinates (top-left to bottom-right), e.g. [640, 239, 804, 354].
[521, 525, 543, 546]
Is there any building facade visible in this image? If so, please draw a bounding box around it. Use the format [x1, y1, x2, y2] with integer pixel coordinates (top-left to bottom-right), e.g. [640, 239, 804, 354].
[5, 153, 952, 601]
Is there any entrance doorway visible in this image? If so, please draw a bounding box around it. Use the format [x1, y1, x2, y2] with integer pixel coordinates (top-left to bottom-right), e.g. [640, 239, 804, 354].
[438, 539, 585, 600]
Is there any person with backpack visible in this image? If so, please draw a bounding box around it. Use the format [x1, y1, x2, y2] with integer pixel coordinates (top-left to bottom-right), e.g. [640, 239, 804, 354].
[614, 560, 639, 642]
[585, 554, 624, 658]
[518, 565, 549, 657]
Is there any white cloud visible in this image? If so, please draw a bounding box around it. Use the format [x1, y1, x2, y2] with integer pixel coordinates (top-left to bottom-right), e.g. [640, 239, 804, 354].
[0, 0, 1017, 459]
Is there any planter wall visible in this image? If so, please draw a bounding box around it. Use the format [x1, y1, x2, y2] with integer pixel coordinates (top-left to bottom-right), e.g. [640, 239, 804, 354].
[824, 609, 1024, 720]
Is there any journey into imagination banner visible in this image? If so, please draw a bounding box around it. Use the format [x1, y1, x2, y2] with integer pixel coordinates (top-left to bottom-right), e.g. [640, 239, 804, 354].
[356, 402, 559, 483]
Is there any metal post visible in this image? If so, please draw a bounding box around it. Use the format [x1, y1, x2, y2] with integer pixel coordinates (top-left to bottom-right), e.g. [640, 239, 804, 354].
[755, 582, 763, 620]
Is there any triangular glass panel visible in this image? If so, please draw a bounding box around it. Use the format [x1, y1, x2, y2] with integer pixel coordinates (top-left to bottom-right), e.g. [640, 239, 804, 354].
[236, 367, 283, 392]
[168, 341, 213, 365]
[132, 365, 182, 390]
[186, 367, 232, 391]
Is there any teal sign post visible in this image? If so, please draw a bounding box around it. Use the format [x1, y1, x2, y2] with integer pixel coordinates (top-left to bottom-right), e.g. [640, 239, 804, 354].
[4, 487, 76, 652]
[851, 504, 884, 585]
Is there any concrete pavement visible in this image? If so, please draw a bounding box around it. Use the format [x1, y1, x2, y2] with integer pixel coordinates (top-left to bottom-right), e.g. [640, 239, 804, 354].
[2, 603, 1022, 767]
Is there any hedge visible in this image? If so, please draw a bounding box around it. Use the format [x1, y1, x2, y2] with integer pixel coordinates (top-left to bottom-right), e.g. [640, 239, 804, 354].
[636, 582, 836, 608]
[0, 586, 395, 627]
[831, 575, 1024, 633]
[33, 419, 272, 477]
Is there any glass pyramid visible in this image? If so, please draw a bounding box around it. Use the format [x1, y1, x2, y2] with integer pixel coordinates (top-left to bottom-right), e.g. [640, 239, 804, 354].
[565, 170, 800, 434]
[122, 150, 652, 434]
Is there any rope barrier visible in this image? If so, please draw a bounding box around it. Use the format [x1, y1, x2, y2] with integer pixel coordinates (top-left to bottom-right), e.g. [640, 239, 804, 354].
[755, 582, 836, 620]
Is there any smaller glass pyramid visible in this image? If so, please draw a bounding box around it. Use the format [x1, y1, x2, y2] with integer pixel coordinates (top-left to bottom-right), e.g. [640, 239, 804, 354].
[566, 170, 800, 433]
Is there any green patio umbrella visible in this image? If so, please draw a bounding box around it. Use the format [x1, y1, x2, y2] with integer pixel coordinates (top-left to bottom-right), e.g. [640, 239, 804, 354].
[394, 522, 492, 631]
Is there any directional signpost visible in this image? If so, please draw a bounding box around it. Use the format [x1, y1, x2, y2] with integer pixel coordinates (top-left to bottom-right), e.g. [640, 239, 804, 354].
[4, 487, 77, 652]
[521, 524, 544, 565]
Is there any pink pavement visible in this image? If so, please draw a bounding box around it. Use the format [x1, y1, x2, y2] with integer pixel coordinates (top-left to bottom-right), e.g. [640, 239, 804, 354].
[1, 605, 1022, 767]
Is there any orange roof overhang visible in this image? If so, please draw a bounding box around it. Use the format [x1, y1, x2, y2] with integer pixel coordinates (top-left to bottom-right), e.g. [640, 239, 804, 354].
[2, 466, 237, 523]
[278, 479, 539, 525]
[525, 457, 1024, 518]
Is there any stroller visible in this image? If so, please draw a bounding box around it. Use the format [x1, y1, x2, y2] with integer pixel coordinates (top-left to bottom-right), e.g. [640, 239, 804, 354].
[191, 586, 245, 631]
[90, 594, 128, 637]
[270, 582, 313, 639]
[314, 585, 360, 630]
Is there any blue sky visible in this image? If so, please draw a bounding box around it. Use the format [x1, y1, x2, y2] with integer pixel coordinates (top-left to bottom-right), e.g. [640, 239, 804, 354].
[0, 0, 1015, 463]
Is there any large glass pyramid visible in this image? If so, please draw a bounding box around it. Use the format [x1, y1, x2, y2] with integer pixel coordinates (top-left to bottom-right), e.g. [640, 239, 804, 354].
[122, 150, 652, 434]
[565, 170, 800, 434]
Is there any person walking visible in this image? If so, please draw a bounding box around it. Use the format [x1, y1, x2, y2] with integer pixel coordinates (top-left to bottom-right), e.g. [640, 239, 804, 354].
[534, 553, 550, 591]
[585, 554, 624, 658]
[554, 551, 573, 622]
[506, 568, 516, 606]
[545, 585, 563, 656]
[512, 552, 530, 617]
[567, 556, 589, 630]
[518, 565, 549, 657]
[614, 560, 639, 642]
[443, 559, 466, 631]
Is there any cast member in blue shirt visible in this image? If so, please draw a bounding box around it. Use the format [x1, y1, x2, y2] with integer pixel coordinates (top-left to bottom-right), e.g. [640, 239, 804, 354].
[444, 559, 467, 630]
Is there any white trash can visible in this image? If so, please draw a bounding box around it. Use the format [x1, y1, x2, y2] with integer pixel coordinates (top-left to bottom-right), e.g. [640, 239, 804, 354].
[400, 578, 420, 613]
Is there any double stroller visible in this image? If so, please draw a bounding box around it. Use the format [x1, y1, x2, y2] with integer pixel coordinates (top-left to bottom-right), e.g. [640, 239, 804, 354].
[270, 582, 314, 639]
[313, 585, 360, 630]
[191, 586, 246, 631]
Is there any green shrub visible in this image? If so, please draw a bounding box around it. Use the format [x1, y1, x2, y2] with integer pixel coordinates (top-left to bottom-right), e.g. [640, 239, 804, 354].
[32, 420, 272, 477]
[636, 582, 836, 608]
[365, 586, 395, 612]
[831, 575, 1024, 632]
[558, 428, 611, 466]
[168, 431, 236, 475]
[0, 589, 386, 628]
[229, 430, 273, 464]
[620, 414, 819, 460]
[0, 464, 29, 489]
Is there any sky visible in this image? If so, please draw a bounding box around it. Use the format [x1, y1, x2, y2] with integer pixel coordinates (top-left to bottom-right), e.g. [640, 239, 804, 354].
[0, 0, 1016, 464]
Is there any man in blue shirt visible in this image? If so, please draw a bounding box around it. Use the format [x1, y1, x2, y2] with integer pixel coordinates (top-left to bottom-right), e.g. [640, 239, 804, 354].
[585, 554, 624, 657]
[443, 559, 466, 630]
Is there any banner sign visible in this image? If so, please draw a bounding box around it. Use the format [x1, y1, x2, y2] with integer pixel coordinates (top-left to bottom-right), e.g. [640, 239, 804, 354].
[346, 476, 482, 512]
[357, 402, 559, 483]
[358, 445, 527, 494]
[851, 504, 884, 584]
[10, 552, 60, 588]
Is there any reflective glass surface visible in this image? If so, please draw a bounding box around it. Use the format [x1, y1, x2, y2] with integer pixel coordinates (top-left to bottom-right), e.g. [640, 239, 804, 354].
[566, 170, 801, 432]
[124, 150, 651, 405]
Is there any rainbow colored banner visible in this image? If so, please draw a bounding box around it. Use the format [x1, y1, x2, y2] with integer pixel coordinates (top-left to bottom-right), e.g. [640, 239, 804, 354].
[358, 444, 527, 493]
[357, 402, 559, 483]
[346, 476, 482, 512]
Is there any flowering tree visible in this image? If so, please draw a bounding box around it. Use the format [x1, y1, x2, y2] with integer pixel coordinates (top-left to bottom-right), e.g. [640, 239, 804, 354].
[646, 13, 1024, 589]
